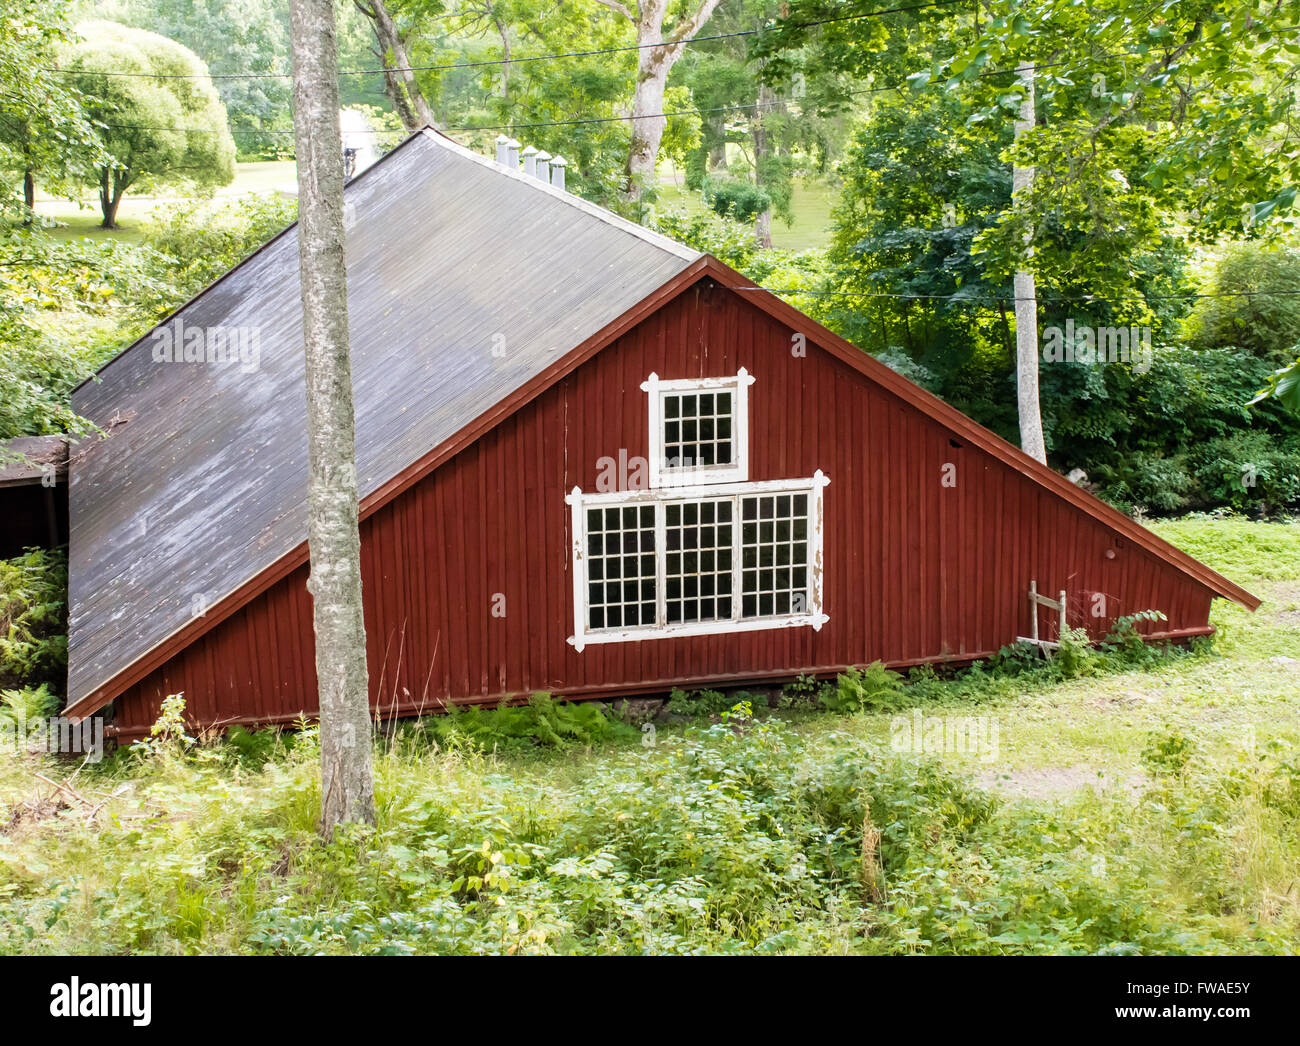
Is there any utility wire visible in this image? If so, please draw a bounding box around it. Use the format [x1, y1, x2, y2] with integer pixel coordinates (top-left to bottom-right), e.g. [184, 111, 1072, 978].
[740, 287, 1300, 305]
[98, 37, 1198, 137]
[45, 1, 971, 80]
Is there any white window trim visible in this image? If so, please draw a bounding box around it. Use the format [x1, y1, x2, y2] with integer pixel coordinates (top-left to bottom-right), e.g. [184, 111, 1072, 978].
[641, 368, 755, 489]
[567, 472, 829, 651]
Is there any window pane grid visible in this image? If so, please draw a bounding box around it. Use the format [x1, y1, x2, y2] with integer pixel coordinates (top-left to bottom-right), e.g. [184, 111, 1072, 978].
[664, 498, 734, 624]
[585, 504, 657, 631]
[740, 493, 810, 618]
[576, 483, 818, 638]
[662, 389, 734, 470]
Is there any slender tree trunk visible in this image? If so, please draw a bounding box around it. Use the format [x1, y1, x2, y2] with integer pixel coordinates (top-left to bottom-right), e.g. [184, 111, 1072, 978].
[606, 0, 723, 204]
[289, 0, 376, 834]
[752, 81, 776, 247]
[355, 0, 436, 131]
[1012, 62, 1047, 464]
[623, 4, 672, 203]
[98, 168, 122, 229]
[21, 139, 36, 221]
[492, 11, 511, 99]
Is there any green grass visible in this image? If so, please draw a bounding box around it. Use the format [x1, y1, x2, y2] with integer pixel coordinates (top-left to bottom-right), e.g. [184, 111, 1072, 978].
[22, 161, 297, 244]
[657, 164, 837, 252]
[0, 516, 1297, 954]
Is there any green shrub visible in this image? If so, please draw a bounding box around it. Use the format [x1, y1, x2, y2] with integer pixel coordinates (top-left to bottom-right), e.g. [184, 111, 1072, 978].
[1141, 728, 1197, 778]
[780, 673, 822, 707]
[141, 194, 298, 311]
[1101, 610, 1169, 665]
[1185, 242, 1300, 362]
[410, 693, 634, 752]
[665, 687, 734, 717]
[1190, 430, 1300, 515]
[821, 662, 906, 714]
[0, 548, 68, 692]
[702, 176, 771, 224]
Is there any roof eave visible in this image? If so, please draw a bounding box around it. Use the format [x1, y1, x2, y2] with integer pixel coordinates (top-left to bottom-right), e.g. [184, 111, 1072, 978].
[694, 255, 1260, 612]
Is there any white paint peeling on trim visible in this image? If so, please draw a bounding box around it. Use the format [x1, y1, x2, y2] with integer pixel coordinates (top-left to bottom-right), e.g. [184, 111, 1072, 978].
[566, 470, 829, 650]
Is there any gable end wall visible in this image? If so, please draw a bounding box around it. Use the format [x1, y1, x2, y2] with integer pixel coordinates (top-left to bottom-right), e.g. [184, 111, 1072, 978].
[107, 279, 1214, 737]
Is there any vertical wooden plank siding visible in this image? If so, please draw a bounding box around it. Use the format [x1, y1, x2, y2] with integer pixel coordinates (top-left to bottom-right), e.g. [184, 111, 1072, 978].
[109, 280, 1219, 737]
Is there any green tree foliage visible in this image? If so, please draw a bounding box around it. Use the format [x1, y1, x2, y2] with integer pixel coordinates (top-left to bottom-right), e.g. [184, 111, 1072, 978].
[816, 88, 1300, 515]
[100, 0, 295, 160]
[441, 0, 646, 208]
[913, 0, 1300, 250]
[674, 0, 853, 237]
[1251, 358, 1300, 415]
[0, 1, 105, 215]
[1187, 243, 1300, 362]
[819, 91, 1013, 371]
[62, 20, 237, 228]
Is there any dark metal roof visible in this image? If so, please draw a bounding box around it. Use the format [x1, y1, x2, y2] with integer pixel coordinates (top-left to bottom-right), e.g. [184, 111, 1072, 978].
[67, 129, 699, 706]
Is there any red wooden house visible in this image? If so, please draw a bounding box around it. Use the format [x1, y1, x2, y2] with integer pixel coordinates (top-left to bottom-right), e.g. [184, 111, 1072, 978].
[59, 130, 1258, 740]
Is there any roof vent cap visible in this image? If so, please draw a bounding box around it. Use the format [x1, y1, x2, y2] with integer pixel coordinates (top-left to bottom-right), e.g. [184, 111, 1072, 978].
[549, 154, 568, 191]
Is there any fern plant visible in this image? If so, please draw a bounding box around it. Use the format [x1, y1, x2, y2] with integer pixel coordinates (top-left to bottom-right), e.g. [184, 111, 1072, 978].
[820, 663, 906, 714]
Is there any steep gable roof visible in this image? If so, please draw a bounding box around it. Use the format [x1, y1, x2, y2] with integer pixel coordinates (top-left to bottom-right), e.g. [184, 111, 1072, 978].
[66, 129, 699, 713]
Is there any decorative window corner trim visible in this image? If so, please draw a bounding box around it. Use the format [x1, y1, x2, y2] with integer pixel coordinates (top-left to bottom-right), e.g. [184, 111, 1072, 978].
[566, 470, 829, 651]
[641, 368, 755, 489]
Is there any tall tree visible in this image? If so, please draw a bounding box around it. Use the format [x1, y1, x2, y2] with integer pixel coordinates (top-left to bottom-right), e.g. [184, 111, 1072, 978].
[0, 1, 105, 218]
[1011, 61, 1045, 462]
[288, 0, 377, 833]
[110, 0, 296, 160]
[64, 21, 236, 228]
[352, 0, 438, 129]
[591, 0, 725, 202]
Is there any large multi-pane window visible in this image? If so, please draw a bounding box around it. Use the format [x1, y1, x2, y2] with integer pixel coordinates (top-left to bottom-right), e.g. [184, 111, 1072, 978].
[567, 366, 828, 650]
[568, 479, 826, 648]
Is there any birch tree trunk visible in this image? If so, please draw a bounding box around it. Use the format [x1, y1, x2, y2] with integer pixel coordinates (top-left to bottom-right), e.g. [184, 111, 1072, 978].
[1012, 61, 1047, 464]
[289, 0, 376, 833]
[354, 0, 436, 131]
[752, 81, 776, 248]
[597, 0, 723, 204]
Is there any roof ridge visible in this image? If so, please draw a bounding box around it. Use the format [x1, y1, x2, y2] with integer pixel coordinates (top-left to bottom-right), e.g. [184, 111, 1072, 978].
[418, 128, 700, 263]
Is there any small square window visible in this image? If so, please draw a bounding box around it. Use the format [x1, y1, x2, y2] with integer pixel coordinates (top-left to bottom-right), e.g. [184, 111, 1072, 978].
[641, 369, 754, 488]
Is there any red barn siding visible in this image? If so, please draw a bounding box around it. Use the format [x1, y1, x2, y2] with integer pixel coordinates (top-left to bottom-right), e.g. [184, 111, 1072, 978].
[109, 278, 1217, 738]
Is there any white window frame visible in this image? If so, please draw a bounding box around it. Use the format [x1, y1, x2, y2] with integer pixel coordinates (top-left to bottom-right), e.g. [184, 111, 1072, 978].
[567, 472, 829, 651]
[642, 368, 754, 488]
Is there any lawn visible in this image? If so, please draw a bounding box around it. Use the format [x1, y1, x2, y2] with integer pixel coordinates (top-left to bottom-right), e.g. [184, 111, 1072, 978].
[24, 161, 297, 244]
[657, 163, 837, 252]
[0, 516, 1296, 955]
[22, 159, 840, 253]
